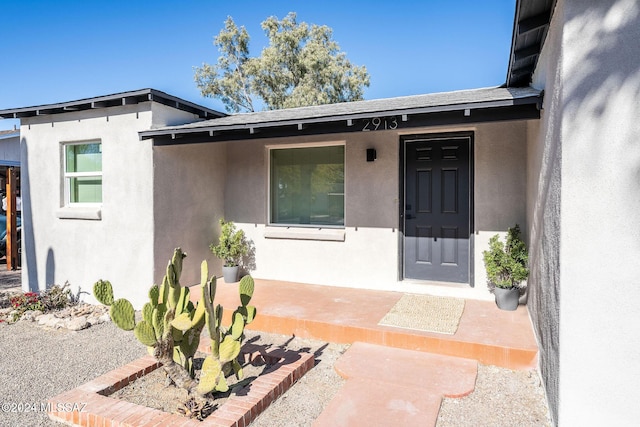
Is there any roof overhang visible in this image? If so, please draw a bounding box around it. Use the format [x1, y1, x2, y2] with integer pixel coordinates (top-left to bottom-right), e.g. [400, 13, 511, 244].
[0, 89, 224, 120]
[0, 131, 19, 140]
[506, 0, 556, 87]
[141, 87, 542, 146]
[0, 160, 20, 167]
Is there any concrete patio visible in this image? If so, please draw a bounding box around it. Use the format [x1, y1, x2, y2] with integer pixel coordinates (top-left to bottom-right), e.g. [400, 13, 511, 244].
[193, 278, 540, 426]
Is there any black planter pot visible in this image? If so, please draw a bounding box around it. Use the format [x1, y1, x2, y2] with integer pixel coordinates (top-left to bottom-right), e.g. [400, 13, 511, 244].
[494, 287, 520, 310]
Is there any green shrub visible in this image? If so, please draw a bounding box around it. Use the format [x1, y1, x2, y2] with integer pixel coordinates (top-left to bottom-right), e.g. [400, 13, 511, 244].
[41, 282, 76, 311]
[482, 224, 529, 290]
[209, 219, 248, 267]
[10, 292, 44, 320]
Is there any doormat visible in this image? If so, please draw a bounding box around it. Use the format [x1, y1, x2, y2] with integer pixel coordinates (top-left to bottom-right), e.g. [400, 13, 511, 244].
[378, 294, 465, 335]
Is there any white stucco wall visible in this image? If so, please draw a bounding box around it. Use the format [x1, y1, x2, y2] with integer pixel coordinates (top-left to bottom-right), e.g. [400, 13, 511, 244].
[208, 120, 529, 301]
[530, 0, 640, 424]
[20, 102, 200, 308]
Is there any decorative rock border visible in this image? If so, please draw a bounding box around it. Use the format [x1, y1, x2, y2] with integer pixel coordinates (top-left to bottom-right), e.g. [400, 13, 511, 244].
[47, 343, 315, 427]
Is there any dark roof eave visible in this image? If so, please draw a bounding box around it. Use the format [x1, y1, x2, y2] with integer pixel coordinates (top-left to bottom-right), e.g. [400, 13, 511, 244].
[139, 93, 542, 141]
[506, 0, 556, 87]
[0, 88, 225, 120]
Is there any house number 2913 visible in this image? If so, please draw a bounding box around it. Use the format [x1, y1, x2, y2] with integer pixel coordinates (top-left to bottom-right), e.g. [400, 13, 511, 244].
[362, 117, 398, 131]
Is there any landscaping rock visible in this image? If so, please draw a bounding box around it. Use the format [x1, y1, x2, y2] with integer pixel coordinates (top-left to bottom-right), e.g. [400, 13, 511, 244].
[21, 309, 43, 321]
[66, 316, 90, 331]
[30, 303, 110, 331]
[36, 313, 59, 328]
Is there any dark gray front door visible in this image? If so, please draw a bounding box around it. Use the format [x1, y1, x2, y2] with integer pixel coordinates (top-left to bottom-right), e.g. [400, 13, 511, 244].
[403, 135, 471, 283]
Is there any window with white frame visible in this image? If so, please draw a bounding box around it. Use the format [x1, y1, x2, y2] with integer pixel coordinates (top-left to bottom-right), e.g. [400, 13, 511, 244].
[270, 144, 344, 227]
[63, 141, 102, 205]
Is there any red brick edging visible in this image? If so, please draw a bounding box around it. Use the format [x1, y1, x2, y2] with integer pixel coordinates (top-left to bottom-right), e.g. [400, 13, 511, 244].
[48, 344, 314, 427]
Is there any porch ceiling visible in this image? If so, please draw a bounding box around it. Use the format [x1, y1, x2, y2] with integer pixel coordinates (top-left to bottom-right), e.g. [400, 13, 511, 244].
[141, 86, 542, 145]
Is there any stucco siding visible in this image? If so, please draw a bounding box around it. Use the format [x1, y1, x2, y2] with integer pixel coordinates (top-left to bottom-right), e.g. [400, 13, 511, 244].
[528, 0, 564, 423]
[217, 121, 528, 299]
[20, 105, 156, 307]
[473, 121, 528, 299]
[150, 103, 207, 129]
[224, 131, 400, 289]
[152, 142, 227, 287]
[559, 0, 640, 424]
[529, 0, 640, 424]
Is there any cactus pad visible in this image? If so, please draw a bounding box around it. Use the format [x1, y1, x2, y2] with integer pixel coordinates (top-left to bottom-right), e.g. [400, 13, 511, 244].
[197, 356, 222, 395]
[142, 302, 153, 325]
[171, 312, 193, 331]
[179, 327, 201, 358]
[176, 287, 190, 316]
[148, 285, 160, 306]
[171, 248, 186, 279]
[238, 275, 254, 306]
[219, 335, 241, 363]
[93, 280, 114, 306]
[230, 312, 245, 340]
[134, 320, 157, 346]
[110, 298, 135, 331]
[152, 306, 166, 340]
[232, 358, 243, 380]
[215, 374, 229, 392]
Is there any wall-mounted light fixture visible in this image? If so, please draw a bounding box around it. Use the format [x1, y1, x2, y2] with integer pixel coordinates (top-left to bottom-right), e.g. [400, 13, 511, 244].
[366, 148, 377, 162]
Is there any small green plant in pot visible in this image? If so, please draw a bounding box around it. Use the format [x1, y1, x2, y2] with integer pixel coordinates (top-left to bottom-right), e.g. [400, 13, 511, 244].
[482, 224, 529, 310]
[210, 219, 249, 283]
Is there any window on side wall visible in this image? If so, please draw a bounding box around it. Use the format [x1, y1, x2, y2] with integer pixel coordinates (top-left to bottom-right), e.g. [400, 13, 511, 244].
[270, 144, 345, 227]
[63, 141, 102, 206]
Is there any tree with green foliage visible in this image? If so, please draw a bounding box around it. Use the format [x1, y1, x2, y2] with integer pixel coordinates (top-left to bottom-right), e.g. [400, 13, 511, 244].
[194, 12, 370, 113]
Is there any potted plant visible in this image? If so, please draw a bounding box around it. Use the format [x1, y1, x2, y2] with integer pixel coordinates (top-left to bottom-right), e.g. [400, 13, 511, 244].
[482, 224, 529, 310]
[210, 219, 248, 283]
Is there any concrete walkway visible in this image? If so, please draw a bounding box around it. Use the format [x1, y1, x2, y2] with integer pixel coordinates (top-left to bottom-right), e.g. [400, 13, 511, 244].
[314, 342, 477, 427]
[192, 278, 539, 426]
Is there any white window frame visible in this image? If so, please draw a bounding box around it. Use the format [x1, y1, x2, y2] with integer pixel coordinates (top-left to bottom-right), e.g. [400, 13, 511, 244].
[267, 141, 346, 229]
[62, 140, 103, 207]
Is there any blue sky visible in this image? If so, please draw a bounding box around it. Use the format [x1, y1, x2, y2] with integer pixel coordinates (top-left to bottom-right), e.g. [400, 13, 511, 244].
[0, 0, 515, 130]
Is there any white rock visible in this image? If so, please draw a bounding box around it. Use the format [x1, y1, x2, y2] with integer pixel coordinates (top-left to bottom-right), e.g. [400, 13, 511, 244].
[66, 316, 90, 331]
[38, 314, 61, 328]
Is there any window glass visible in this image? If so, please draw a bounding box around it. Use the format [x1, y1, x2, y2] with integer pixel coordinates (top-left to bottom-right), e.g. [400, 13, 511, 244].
[64, 142, 102, 204]
[270, 145, 344, 226]
[66, 143, 102, 173]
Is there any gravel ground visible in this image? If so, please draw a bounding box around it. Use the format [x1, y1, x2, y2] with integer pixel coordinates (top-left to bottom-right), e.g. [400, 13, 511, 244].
[437, 364, 552, 426]
[0, 321, 145, 427]
[0, 269, 551, 427]
[0, 318, 551, 427]
[0, 319, 348, 427]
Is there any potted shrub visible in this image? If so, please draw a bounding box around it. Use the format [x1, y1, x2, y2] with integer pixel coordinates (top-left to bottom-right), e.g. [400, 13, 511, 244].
[210, 219, 248, 283]
[482, 224, 529, 310]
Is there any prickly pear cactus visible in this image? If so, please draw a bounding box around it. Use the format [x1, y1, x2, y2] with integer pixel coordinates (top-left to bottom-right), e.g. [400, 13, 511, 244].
[92, 247, 257, 397]
[110, 299, 135, 331]
[198, 274, 257, 394]
[93, 280, 114, 306]
[134, 321, 157, 346]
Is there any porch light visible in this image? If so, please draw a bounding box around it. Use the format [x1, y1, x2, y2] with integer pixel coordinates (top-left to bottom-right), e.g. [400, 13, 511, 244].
[366, 148, 377, 162]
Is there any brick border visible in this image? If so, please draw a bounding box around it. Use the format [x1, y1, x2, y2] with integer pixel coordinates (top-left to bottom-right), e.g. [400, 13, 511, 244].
[48, 344, 314, 427]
